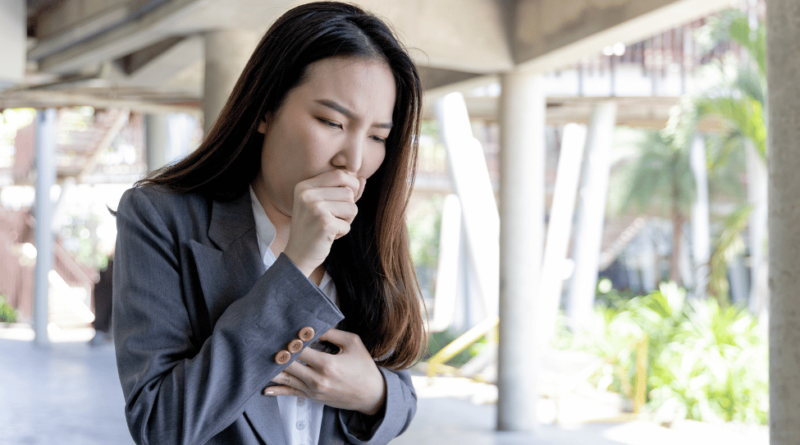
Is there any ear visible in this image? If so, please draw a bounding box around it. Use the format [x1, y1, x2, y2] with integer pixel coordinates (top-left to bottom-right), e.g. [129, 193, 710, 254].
[257, 114, 270, 134]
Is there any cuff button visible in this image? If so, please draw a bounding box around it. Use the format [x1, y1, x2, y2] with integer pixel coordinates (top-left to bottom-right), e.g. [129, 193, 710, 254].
[275, 350, 291, 365]
[298, 327, 315, 342]
[288, 339, 303, 353]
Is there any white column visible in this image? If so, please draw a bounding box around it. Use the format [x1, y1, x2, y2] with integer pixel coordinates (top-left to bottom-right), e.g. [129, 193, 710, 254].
[146, 113, 170, 172]
[566, 101, 617, 331]
[690, 135, 710, 299]
[434, 93, 499, 322]
[33, 108, 57, 347]
[203, 30, 259, 134]
[538, 124, 587, 346]
[430, 194, 462, 332]
[769, 1, 800, 442]
[746, 140, 767, 313]
[0, 0, 25, 89]
[497, 70, 545, 432]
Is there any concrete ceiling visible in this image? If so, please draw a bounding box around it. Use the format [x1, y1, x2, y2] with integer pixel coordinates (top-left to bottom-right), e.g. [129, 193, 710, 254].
[8, 0, 738, 112]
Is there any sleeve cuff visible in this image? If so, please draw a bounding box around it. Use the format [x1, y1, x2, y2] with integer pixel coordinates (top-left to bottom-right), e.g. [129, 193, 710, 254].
[338, 368, 414, 445]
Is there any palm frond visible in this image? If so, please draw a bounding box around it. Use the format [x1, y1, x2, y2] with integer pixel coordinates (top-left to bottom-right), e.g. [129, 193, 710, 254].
[708, 204, 752, 304]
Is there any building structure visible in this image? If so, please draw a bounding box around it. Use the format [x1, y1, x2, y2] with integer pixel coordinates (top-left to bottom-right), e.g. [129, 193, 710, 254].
[1, 0, 794, 440]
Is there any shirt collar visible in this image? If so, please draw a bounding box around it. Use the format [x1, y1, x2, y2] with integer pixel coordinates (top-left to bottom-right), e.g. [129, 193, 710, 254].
[249, 186, 277, 262]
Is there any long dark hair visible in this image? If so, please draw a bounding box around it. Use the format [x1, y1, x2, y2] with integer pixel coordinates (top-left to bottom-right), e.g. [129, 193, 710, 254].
[138, 1, 425, 369]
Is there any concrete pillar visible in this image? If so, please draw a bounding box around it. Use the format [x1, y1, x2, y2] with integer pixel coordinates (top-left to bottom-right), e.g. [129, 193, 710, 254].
[497, 70, 545, 432]
[566, 101, 617, 331]
[538, 123, 587, 346]
[768, 1, 800, 442]
[145, 114, 170, 172]
[0, 0, 25, 89]
[33, 109, 57, 347]
[690, 135, 710, 299]
[203, 30, 259, 134]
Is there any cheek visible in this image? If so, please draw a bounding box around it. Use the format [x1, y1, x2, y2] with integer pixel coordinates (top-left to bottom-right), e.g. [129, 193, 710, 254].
[362, 146, 387, 179]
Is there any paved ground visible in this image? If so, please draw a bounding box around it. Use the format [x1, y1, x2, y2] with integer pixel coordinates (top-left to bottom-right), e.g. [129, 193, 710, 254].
[0, 325, 768, 445]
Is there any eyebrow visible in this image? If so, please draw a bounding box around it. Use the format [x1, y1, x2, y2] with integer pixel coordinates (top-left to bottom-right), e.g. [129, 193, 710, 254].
[315, 99, 393, 129]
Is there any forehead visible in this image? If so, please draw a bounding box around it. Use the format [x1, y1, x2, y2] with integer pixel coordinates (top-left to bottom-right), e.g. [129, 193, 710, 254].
[291, 57, 396, 120]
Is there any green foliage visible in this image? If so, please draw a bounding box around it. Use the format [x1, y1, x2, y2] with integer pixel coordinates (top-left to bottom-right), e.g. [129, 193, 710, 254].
[557, 283, 767, 425]
[614, 125, 696, 218]
[407, 195, 443, 270]
[695, 9, 767, 160]
[708, 205, 751, 303]
[0, 295, 18, 323]
[693, 9, 767, 303]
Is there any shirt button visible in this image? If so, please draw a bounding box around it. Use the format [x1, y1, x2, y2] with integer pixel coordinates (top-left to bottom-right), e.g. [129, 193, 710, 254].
[297, 397, 306, 406]
[296, 420, 306, 430]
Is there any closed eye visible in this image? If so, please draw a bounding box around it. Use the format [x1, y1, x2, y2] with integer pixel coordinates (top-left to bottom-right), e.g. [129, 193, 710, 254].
[318, 118, 342, 129]
[370, 135, 387, 144]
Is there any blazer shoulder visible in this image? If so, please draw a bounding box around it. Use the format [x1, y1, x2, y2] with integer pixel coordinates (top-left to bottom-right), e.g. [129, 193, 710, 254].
[117, 185, 212, 236]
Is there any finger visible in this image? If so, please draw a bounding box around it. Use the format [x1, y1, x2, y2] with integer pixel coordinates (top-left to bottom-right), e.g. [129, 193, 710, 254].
[318, 328, 358, 350]
[319, 201, 358, 224]
[284, 360, 320, 380]
[303, 170, 360, 197]
[296, 346, 333, 369]
[271, 371, 312, 394]
[297, 186, 355, 203]
[263, 384, 309, 399]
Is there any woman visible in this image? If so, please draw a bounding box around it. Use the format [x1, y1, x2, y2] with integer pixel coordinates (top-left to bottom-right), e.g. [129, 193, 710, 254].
[113, 2, 426, 444]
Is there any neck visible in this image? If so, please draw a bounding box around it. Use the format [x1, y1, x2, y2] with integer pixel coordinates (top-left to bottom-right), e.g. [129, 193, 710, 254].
[251, 175, 291, 257]
[251, 176, 324, 285]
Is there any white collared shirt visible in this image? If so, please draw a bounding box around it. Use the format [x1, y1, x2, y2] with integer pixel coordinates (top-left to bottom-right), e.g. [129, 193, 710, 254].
[249, 186, 338, 445]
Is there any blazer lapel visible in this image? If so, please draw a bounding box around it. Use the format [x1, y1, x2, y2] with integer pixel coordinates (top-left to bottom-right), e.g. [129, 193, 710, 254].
[189, 191, 265, 328]
[243, 394, 289, 445]
[189, 191, 294, 444]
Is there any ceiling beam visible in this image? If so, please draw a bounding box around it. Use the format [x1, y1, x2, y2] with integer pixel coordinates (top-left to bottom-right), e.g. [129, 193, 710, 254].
[511, 0, 738, 73]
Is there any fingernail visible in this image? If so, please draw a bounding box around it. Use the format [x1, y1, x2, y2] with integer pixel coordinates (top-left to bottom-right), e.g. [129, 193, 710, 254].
[263, 389, 274, 396]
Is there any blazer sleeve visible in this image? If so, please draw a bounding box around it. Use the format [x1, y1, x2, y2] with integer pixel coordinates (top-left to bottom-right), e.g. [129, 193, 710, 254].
[113, 189, 344, 445]
[338, 367, 417, 445]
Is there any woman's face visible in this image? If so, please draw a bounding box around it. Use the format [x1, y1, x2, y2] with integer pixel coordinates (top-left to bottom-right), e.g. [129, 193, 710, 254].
[254, 57, 396, 217]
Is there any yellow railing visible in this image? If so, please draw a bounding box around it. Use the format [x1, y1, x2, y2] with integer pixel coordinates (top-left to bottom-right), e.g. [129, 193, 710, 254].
[426, 316, 498, 378]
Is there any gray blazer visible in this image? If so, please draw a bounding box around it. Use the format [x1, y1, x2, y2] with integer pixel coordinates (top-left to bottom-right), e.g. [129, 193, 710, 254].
[113, 185, 417, 445]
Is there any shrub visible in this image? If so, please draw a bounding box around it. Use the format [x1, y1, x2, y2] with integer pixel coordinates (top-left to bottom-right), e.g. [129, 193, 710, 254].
[0, 295, 18, 323]
[557, 282, 768, 425]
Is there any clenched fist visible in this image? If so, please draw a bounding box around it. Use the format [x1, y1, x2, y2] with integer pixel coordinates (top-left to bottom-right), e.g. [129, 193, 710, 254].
[283, 169, 365, 277]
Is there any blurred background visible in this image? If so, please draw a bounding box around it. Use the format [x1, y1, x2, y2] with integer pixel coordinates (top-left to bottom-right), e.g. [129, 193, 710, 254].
[0, 0, 790, 443]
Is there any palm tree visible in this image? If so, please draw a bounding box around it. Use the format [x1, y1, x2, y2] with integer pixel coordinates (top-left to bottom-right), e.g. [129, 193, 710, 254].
[694, 9, 767, 308]
[616, 102, 698, 286]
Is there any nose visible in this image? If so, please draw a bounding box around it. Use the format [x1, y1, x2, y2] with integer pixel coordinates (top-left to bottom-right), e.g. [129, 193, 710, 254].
[332, 136, 363, 173]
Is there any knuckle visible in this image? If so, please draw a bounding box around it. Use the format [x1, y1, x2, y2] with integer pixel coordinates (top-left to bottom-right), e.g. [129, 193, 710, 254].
[298, 189, 313, 202]
[312, 204, 327, 218]
[310, 377, 331, 394]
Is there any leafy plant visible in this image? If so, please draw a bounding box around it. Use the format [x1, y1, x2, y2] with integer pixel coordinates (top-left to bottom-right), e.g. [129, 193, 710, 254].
[0, 295, 18, 323]
[557, 282, 767, 425]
